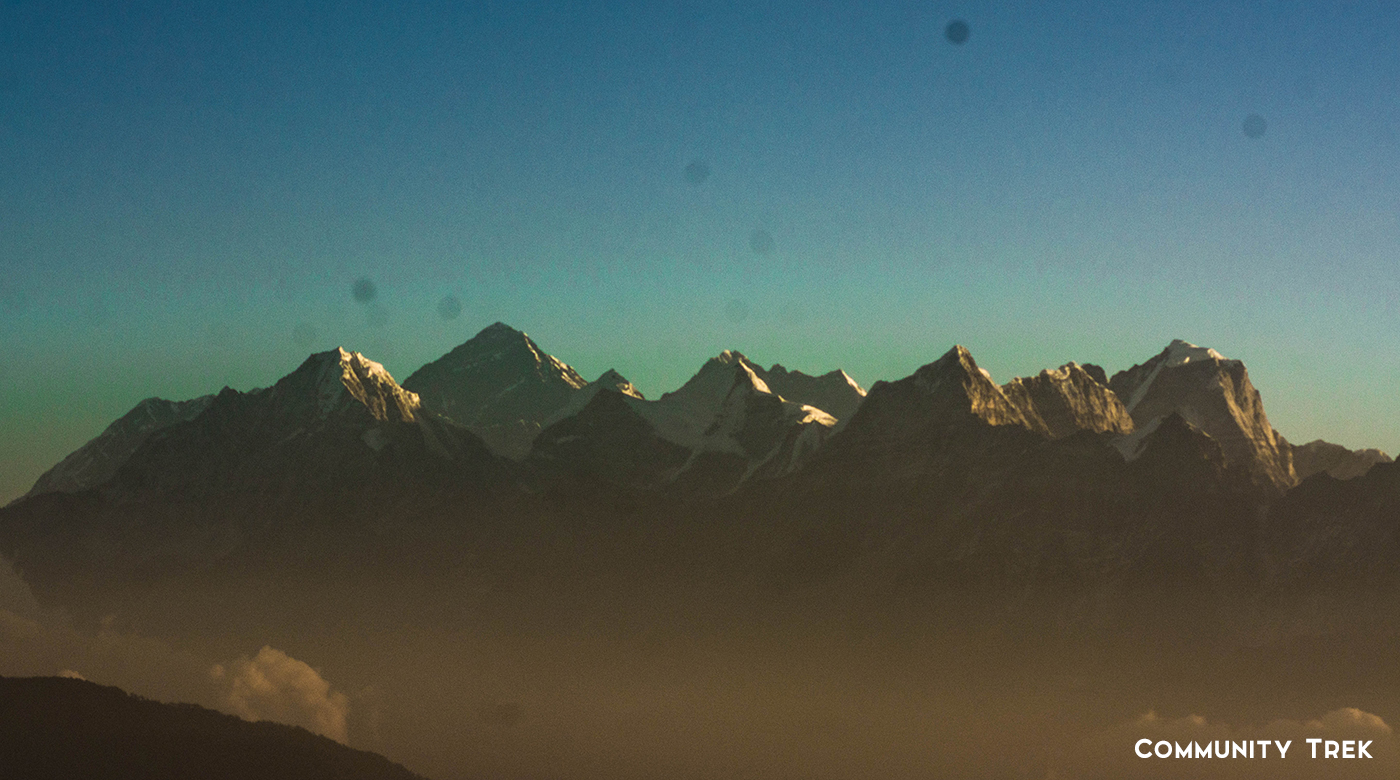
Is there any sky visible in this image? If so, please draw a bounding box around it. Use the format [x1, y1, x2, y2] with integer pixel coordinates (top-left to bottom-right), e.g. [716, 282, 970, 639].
[2, 0, 1399, 503]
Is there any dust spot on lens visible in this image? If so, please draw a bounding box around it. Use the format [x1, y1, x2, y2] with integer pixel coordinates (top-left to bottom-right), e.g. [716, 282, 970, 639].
[684, 160, 710, 185]
[351, 277, 377, 304]
[291, 323, 318, 349]
[945, 20, 970, 45]
[749, 229, 775, 255]
[437, 294, 462, 321]
[725, 299, 749, 323]
[1242, 114, 1267, 139]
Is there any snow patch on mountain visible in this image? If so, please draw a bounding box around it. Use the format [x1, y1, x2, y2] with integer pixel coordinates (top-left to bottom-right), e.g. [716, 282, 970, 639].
[1111, 416, 1163, 462]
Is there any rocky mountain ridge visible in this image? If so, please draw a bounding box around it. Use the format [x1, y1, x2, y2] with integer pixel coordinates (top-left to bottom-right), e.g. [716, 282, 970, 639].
[21, 330, 1389, 507]
[5, 327, 1394, 633]
[531, 350, 838, 493]
[1286, 437, 1394, 481]
[1001, 362, 1135, 438]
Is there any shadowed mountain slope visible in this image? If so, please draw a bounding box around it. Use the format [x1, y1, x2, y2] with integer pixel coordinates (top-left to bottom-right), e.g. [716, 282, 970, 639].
[530, 350, 836, 494]
[402, 323, 587, 459]
[0, 676, 428, 780]
[22, 395, 215, 501]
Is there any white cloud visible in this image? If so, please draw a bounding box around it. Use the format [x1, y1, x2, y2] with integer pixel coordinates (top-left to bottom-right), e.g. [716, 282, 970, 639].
[212, 646, 350, 744]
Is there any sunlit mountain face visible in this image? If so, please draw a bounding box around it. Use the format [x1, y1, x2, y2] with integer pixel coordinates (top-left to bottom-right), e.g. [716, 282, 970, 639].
[3, 3, 1400, 779]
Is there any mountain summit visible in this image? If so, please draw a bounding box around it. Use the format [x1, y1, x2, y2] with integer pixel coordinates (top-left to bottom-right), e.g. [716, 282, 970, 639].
[850, 345, 1047, 436]
[287, 347, 423, 423]
[1108, 340, 1296, 490]
[402, 323, 588, 458]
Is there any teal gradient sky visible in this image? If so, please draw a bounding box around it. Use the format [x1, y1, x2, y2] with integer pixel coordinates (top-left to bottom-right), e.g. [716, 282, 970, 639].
[3, 1, 1399, 503]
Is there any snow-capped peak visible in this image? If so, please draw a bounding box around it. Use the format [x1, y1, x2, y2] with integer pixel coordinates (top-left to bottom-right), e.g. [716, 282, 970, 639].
[1116, 340, 1235, 414]
[661, 350, 769, 412]
[836, 370, 867, 397]
[593, 369, 644, 400]
[912, 345, 981, 393]
[1106, 340, 1296, 489]
[302, 347, 421, 422]
[1162, 339, 1230, 368]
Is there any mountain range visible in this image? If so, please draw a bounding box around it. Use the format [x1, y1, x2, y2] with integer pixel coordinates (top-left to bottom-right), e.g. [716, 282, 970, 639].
[17, 325, 1382, 505]
[2, 324, 1395, 627]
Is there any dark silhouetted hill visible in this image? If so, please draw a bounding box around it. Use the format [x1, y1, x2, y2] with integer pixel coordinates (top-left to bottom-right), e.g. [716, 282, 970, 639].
[0, 676, 428, 780]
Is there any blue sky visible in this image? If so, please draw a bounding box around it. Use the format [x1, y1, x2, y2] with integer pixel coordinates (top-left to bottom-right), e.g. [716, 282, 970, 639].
[3, 0, 1399, 502]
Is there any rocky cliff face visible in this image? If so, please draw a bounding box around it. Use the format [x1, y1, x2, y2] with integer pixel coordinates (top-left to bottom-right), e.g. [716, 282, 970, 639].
[1108, 340, 1296, 491]
[1285, 438, 1392, 481]
[402, 323, 588, 459]
[1000, 362, 1134, 439]
[690, 359, 837, 486]
[291, 347, 422, 424]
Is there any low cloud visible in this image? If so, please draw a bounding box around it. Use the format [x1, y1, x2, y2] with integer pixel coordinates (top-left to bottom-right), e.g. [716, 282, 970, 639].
[212, 646, 349, 743]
